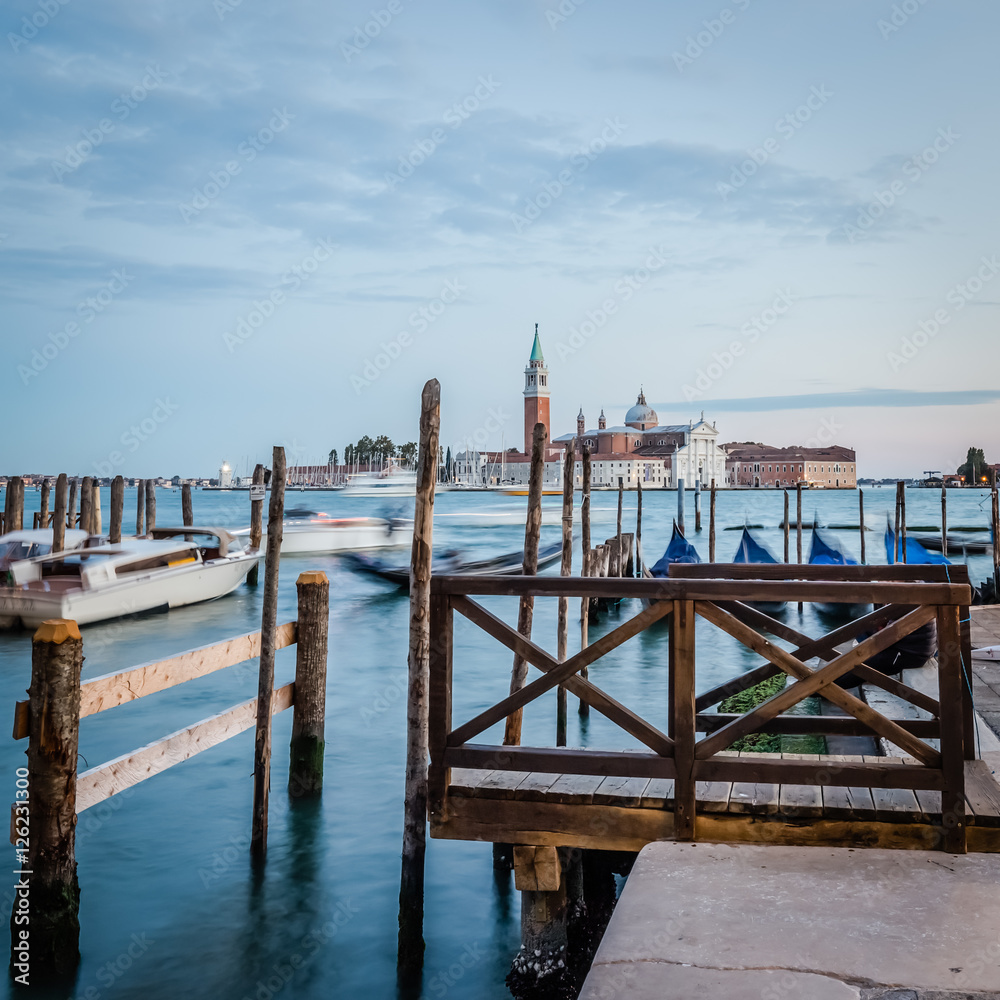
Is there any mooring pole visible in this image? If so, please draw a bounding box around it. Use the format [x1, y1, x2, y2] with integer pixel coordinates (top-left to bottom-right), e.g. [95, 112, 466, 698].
[694, 478, 702, 532]
[398, 378, 440, 981]
[677, 478, 685, 534]
[941, 484, 948, 560]
[145, 479, 156, 534]
[181, 483, 193, 538]
[616, 479, 624, 571]
[109, 476, 124, 544]
[67, 478, 78, 530]
[52, 475, 67, 554]
[709, 479, 717, 563]
[251, 446, 286, 864]
[247, 463, 265, 587]
[796, 482, 803, 612]
[92, 484, 101, 535]
[992, 488, 1000, 597]
[135, 479, 145, 537]
[899, 481, 907, 564]
[9, 477, 24, 531]
[783, 491, 790, 563]
[289, 571, 329, 797]
[39, 480, 50, 528]
[579, 445, 591, 716]
[859, 488, 866, 564]
[79, 478, 93, 537]
[636, 477, 643, 577]
[556, 441, 575, 748]
[11, 619, 83, 982]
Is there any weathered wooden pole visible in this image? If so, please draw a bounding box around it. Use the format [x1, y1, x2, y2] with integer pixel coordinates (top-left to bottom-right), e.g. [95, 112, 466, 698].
[398, 379, 440, 979]
[899, 480, 907, 564]
[51, 475, 67, 554]
[579, 445, 591, 716]
[251, 446, 286, 864]
[67, 478, 78, 529]
[992, 488, 1000, 596]
[289, 571, 330, 796]
[616, 480, 624, 577]
[676, 478, 685, 534]
[635, 477, 643, 577]
[181, 483, 193, 529]
[39, 479, 50, 528]
[783, 491, 790, 563]
[11, 620, 83, 981]
[247, 464, 265, 587]
[9, 477, 24, 531]
[796, 482, 803, 612]
[694, 478, 702, 531]
[503, 421, 546, 746]
[91, 485, 101, 535]
[859, 488, 866, 564]
[556, 441, 575, 747]
[78, 478, 93, 537]
[135, 480, 145, 537]
[145, 479, 157, 534]
[109, 476, 124, 544]
[941, 484, 948, 560]
[709, 479, 717, 563]
[2, 480, 10, 533]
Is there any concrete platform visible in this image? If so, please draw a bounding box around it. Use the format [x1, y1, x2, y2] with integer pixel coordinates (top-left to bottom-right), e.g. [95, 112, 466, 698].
[580, 841, 1000, 999]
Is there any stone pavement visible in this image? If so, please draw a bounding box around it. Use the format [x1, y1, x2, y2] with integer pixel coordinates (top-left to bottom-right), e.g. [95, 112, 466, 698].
[971, 606, 1000, 741]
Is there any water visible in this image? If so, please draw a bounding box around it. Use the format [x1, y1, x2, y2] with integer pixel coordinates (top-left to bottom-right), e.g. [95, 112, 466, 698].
[0, 485, 994, 999]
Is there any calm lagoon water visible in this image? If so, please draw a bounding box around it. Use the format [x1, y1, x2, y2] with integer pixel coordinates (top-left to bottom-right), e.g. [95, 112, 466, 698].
[1, 485, 994, 999]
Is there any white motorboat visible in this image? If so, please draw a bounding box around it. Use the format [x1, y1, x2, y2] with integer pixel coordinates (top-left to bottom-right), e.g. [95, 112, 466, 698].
[342, 466, 417, 497]
[0, 527, 260, 629]
[0, 529, 91, 571]
[236, 509, 413, 555]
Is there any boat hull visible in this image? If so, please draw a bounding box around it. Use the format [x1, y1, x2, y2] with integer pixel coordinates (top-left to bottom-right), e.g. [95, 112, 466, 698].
[0, 554, 259, 629]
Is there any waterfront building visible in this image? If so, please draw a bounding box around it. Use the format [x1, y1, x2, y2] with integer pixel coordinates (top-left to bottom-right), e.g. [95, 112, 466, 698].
[724, 442, 857, 488]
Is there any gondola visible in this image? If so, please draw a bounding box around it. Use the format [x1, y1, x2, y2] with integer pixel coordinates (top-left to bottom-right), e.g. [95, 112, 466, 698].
[732, 526, 786, 614]
[808, 525, 871, 619]
[640, 522, 699, 608]
[342, 540, 564, 589]
[884, 520, 949, 566]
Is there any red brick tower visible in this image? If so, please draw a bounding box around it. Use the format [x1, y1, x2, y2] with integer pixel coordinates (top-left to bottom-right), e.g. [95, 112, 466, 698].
[523, 324, 550, 454]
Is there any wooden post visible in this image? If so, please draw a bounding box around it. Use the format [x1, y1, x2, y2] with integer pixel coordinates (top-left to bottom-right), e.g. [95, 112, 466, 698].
[251, 446, 286, 863]
[859, 488, 866, 564]
[635, 478, 643, 577]
[579, 445, 591, 717]
[67, 478, 78, 530]
[92, 485, 101, 535]
[937, 604, 966, 853]
[289, 571, 330, 796]
[556, 441, 574, 747]
[39, 480, 50, 529]
[9, 477, 24, 531]
[677, 478, 685, 534]
[78, 478, 93, 537]
[992, 488, 1000, 596]
[51, 475, 67, 554]
[145, 479, 156, 534]
[2, 479, 10, 534]
[398, 379, 440, 979]
[503, 422, 546, 746]
[670, 600, 696, 840]
[181, 483, 193, 533]
[900, 481, 907, 564]
[616, 480, 623, 577]
[941, 485, 948, 560]
[12, 620, 83, 980]
[247, 464, 264, 587]
[709, 480, 717, 563]
[796, 482, 803, 612]
[694, 478, 702, 532]
[109, 476, 124, 544]
[135, 480, 145, 537]
[783, 491, 790, 563]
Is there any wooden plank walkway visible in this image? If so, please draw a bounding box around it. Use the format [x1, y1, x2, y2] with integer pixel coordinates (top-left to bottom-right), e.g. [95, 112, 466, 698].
[434, 753, 1000, 853]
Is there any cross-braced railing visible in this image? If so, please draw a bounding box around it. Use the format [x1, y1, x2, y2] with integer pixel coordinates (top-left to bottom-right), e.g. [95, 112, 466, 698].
[427, 567, 974, 853]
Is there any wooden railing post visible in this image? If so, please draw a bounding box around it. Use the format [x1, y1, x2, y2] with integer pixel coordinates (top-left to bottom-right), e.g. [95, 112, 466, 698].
[398, 378, 440, 981]
[288, 571, 329, 796]
[11, 620, 83, 981]
[247, 464, 264, 587]
[144, 479, 156, 534]
[109, 476, 124, 544]
[251, 446, 285, 863]
[937, 603, 966, 853]
[556, 440, 574, 747]
[134, 479, 144, 537]
[670, 599, 696, 841]
[579, 445, 591, 715]
[51, 475, 67, 554]
[427, 594, 453, 820]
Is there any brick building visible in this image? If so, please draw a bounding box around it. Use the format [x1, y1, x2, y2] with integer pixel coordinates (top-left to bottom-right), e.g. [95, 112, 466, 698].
[724, 443, 857, 488]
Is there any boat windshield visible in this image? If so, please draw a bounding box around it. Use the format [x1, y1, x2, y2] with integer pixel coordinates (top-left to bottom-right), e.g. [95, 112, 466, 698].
[0, 540, 51, 565]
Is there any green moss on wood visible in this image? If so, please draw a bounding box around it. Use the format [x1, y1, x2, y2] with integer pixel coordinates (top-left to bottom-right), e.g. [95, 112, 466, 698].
[719, 674, 786, 753]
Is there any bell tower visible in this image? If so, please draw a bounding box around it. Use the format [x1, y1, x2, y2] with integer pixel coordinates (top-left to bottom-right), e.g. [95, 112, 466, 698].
[523, 324, 550, 454]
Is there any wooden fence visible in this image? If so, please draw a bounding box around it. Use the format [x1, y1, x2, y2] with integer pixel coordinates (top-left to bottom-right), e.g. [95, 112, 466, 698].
[427, 566, 974, 854]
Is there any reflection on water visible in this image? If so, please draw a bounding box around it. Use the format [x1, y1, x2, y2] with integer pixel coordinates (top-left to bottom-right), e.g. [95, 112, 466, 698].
[0, 486, 993, 999]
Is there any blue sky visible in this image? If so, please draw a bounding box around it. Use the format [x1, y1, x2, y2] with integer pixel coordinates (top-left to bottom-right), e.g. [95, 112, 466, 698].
[2, 0, 998, 478]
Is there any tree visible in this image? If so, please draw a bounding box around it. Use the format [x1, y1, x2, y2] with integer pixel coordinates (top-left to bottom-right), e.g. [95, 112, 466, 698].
[328, 448, 338, 468]
[398, 441, 418, 466]
[372, 435, 395, 462]
[958, 446, 987, 484]
[344, 443, 355, 466]
[445, 446, 453, 482]
[355, 435, 375, 464]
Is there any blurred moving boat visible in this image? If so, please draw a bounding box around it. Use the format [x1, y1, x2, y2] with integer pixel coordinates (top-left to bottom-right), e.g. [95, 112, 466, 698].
[0, 529, 91, 572]
[342, 466, 417, 496]
[343, 541, 563, 590]
[238, 508, 413, 555]
[732, 526, 786, 615]
[884, 520, 950, 566]
[808, 525, 871, 618]
[0, 527, 260, 629]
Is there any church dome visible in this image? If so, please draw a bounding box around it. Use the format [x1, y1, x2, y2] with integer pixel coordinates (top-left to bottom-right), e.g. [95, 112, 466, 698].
[625, 389, 658, 429]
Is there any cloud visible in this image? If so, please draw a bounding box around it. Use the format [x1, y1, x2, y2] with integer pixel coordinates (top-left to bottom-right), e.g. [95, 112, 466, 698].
[652, 388, 1000, 412]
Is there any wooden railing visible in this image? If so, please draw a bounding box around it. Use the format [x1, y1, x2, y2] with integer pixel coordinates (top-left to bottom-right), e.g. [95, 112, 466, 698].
[427, 566, 974, 853]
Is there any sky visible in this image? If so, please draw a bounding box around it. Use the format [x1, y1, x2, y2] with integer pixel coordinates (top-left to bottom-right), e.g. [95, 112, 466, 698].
[2, 0, 998, 479]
